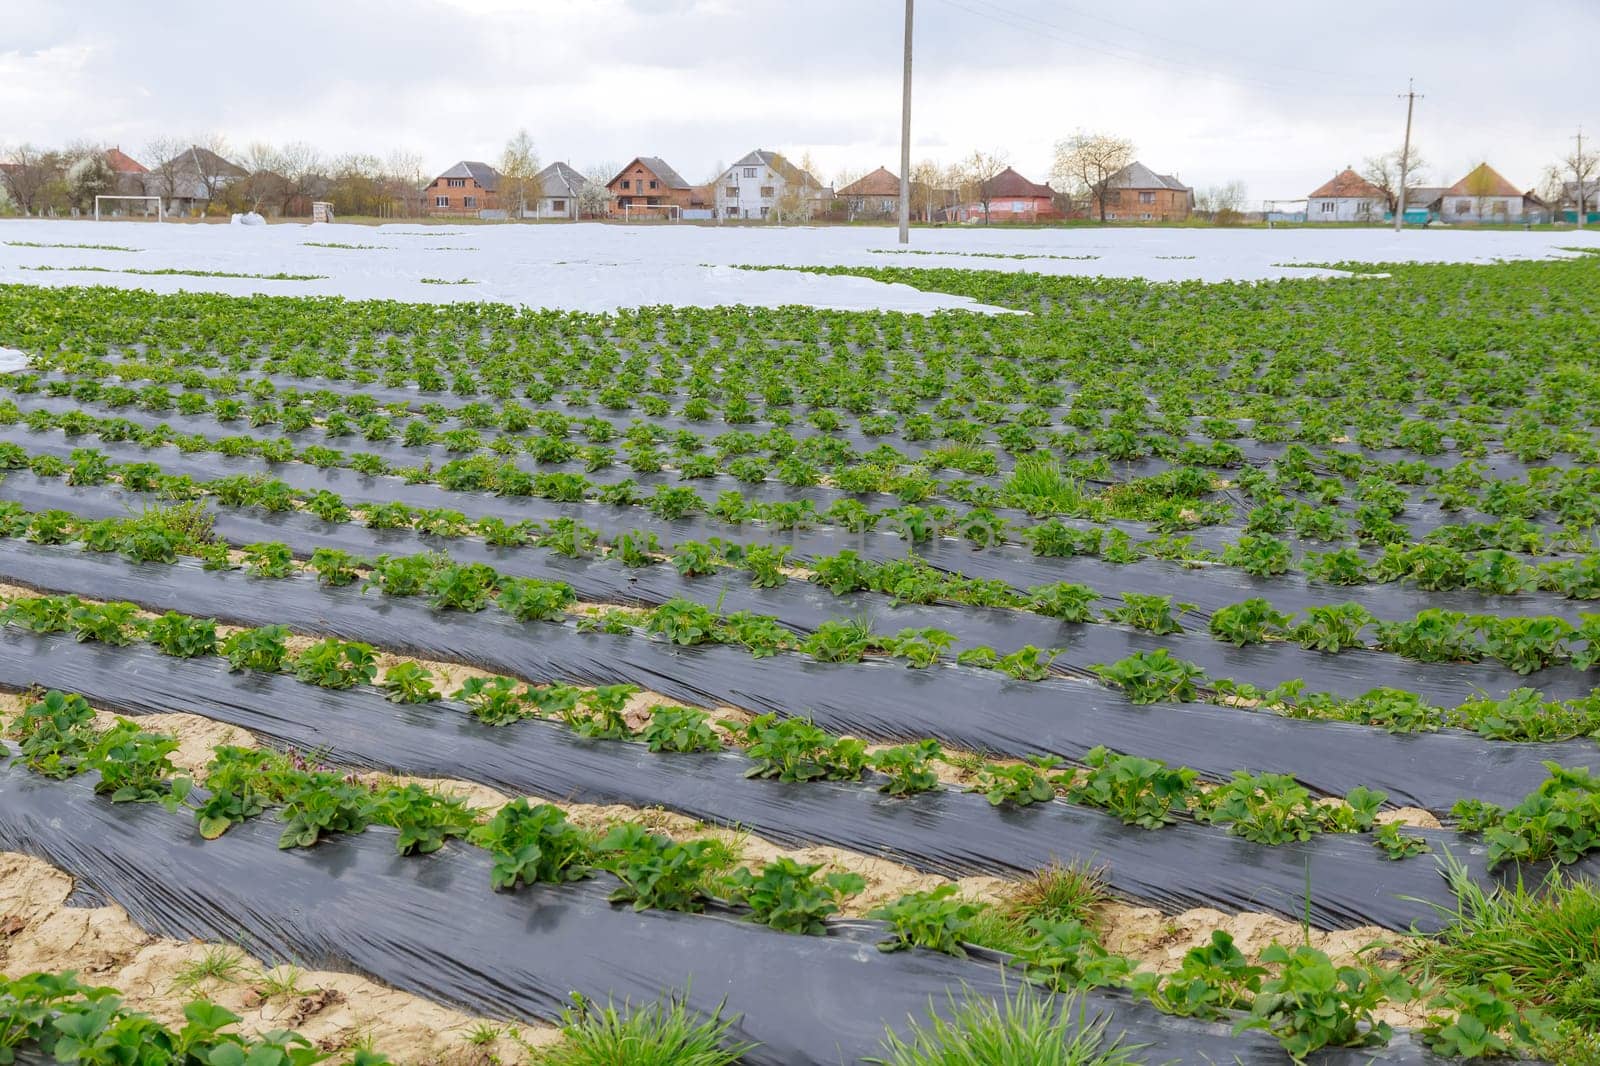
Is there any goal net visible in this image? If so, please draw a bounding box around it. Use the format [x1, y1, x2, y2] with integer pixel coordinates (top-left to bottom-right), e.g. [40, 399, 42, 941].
[94, 195, 165, 221]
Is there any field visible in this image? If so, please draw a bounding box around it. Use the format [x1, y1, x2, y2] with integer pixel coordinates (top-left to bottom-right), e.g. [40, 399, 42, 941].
[0, 220, 1599, 1065]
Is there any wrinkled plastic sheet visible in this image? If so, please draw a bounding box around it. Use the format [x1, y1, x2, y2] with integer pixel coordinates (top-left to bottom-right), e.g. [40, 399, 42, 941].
[0, 427, 1586, 627]
[0, 537, 1593, 815]
[4, 626, 1569, 935]
[6, 765, 1444, 1066]
[0, 474, 1589, 712]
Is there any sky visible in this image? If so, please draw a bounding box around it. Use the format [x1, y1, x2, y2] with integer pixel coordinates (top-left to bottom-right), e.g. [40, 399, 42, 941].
[4, 0, 1595, 201]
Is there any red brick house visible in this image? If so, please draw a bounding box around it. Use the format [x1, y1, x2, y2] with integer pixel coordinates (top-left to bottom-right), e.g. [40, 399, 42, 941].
[607, 157, 694, 217]
[1091, 161, 1193, 222]
[425, 161, 500, 215]
[954, 166, 1060, 222]
[838, 167, 903, 219]
[104, 146, 149, 199]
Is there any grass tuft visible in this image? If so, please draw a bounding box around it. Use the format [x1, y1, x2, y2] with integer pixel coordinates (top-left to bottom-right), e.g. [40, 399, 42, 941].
[169, 944, 247, 993]
[536, 989, 753, 1066]
[1002, 457, 1086, 515]
[868, 986, 1145, 1066]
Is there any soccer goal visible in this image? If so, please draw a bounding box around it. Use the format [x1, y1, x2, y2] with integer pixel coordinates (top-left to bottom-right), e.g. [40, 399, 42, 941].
[94, 195, 165, 221]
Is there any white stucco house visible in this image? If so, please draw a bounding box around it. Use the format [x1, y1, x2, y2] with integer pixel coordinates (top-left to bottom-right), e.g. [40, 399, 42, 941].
[1441, 163, 1524, 223]
[528, 161, 591, 219]
[1306, 168, 1388, 222]
[713, 150, 828, 221]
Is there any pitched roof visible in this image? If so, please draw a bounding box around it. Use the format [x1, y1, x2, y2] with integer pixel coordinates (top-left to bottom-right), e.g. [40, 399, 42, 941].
[180, 146, 246, 177]
[1405, 186, 1447, 207]
[727, 150, 822, 189]
[838, 166, 902, 197]
[436, 160, 500, 191]
[1445, 163, 1521, 198]
[1308, 168, 1386, 200]
[104, 147, 147, 174]
[606, 157, 691, 190]
[1106, 161, 1189, 191]
[982, 166, 1052, 199]
[534, 161, 588, 197]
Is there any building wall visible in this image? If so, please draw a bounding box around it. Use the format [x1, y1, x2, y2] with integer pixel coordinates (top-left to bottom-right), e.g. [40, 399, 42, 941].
[1093, 187, 1190, 221]
[608, 162, 693, 215]
[1307, 196, 1385, 222]
[426, 177, 497, 215]
[955, 196, 1058, 222]
[1443, 195, 1524, 222]
[717, 161, 786, 220]
[531, 194, 578, 220]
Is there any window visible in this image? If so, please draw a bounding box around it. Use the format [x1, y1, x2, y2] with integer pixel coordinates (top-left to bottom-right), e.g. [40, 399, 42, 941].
[447, 178, 466, 188]
[725, 186, 739, 198]
[759, 186, 774, 198]
[552, 199, 566, 212]
[1456, 200, 1471, 214]
[621, 179, 630, 190]
[649, 180, 658, 189]
[464, 196, 477, 209]
[1138, 191, 1155, 204]
[760, 206, 769, 218]
[1140, 213, 1153, 220]
[1106, 190, 1121, 204]
[1321, 201, 1336, 213]
[435, 195, 449, 208]
[743, 167, 757, 178]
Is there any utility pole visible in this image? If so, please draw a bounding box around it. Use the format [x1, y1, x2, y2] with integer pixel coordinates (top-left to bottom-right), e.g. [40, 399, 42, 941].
[1576, 126, 1587, 229]
[898, 0, 913, 245]
[1394, 78, 1421, 232]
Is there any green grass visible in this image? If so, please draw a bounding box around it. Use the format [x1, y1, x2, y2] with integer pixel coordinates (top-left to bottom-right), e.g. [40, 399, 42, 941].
[418, 276, 476, 285]
[868, 987, 1146, 1066]
[168, 944, 247, 993]
[1411, 858, 1600, 1029]
[5, 241, 139, 251]
[1003, 457, 1087, 514]
[536, 990, 754, 1066]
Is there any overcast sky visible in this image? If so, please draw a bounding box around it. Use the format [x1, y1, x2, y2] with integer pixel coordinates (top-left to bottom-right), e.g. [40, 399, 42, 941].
[5, 0, 1594, 200]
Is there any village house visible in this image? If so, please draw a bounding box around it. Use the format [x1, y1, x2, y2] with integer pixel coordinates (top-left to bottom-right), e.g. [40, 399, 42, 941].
[104, 147, 148, 197]
[156, 146, 247, 216]
[607, 157, 695, 217]
[425, 161, 499, 216]
[1306, 167, 1388, 222]
[1561, 180, 1600, 223]
[953, 166, 1059, 223]
[837, 166, 902, 220]
[1441, 163, 1523, 223]
[713, 150, 828, 221]
[1093, 161, 1193, 221]
[529, 161, 591, 219]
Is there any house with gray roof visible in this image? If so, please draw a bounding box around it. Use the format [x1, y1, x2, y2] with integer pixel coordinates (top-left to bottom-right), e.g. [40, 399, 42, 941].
[712, 150, 829, 221]
[153, 145, 246, 216]
[528, 161, 592, 219]
[425, 160, 500, 216]
[606, 156, 698, 218]
[1092, 160, 1193, 222]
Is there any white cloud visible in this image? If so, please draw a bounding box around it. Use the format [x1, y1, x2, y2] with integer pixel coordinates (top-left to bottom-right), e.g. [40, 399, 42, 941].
[6, 0, 1596, 199]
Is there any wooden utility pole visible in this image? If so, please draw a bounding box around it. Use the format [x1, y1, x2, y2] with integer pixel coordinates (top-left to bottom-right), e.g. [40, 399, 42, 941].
[1577, 127, 1587, 229]
[898, 0, 913, 245]
[1394, 79, 1421, 232]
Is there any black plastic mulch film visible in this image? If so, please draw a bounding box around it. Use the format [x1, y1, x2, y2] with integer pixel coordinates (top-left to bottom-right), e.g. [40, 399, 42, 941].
[0, 472, 1592, 716]
[0, 533, 1593, 816]
[2, 621, 1594, 938]
[0, 764, 1456, 1066]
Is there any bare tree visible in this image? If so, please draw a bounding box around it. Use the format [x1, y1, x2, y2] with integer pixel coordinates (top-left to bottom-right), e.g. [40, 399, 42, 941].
[1562, 135, 1598, 226]
[190, 132, 238, 205]
[385, 150, 427, 217]
[1361, 146, 1430, 214]
[141, 137, 185, 205]
[910, 158, 944, 222]
[0, 144, 64, 215]
[956, 149, 1009, 224]
[1052, 132, 1135, 223]
[499, 129, 542, 219]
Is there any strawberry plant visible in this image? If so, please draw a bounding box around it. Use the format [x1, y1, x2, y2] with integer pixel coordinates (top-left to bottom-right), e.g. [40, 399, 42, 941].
[425, 562, 499, 611]
[969, 756, 1064, 807]
[724, 858, 865, 935]
[1235, 943, 1410, 1059]
[240, 541, 294, 578]
[996, 644, 1059, 681]
[669, 540, 720, 577]
[1027, 582, 1098, 622]
[870, 884, 984, 957]
[1292, 603, 1373, 653]
[69, 601, 142, 645]
[642, 705, 722, 753]
[145, 611, 218, 657]
[869, 739, 944, 796]
[1221, 535, 1293, 576]
[1135, 930, 1264, 1020]
[307, 547, 364, 587]
[1093, 650, 1207, 704]
[1014, 916, 1136, 991]
[1208, 599, 1293, 646]
[1373, 822, 1431, 860]
[561, 683, 638, 739]
[1193, 771, 1322, 844]
[595, 824, 721, 913]
[883, 627, 955, 668]
[1374, 609, 1480, 663]
[221, 624, 291, 673]
[1419, 975, 1555, 1059]
[363, 553, 438, 597]
[1301, 548, 1370, 586]
[470, 799, 594, 890]
[734, 714, 868, 782]
[380, 661, 438, 703]
[1102, 593, 1190, 635]
[373, 783, 475, 855]
[1455, 762, 1600, 867]
[277, 779, 378, 849]
[1067, 746, 1198, 828]
[645, 599, 720, 646]
[11, 690, 97, 779]
[292, 639, 378, 689]
[496, 577, 576, 622]
[800, 619, 874, 663]
[452, 675, 528, 725]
